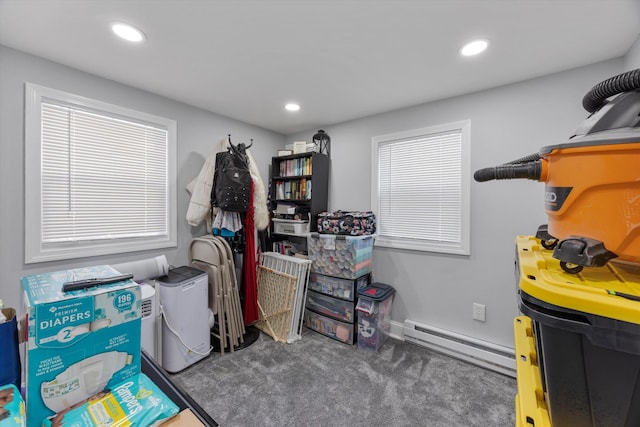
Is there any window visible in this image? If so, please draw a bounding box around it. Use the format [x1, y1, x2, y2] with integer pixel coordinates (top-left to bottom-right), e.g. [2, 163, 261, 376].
[25, 83, 177, 263]
[371, 121, 470, 255]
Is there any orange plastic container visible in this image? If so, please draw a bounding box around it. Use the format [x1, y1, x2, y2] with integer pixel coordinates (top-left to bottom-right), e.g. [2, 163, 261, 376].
[474, 70, 640, 270]
[541, 141, 640, 264]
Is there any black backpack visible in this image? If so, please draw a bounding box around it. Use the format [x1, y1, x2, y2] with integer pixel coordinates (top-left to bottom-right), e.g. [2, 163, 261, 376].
[211, 142, 251, 213]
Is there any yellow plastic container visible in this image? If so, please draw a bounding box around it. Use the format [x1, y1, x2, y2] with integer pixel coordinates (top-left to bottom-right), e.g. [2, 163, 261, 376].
[516, 235, 640, 323]
[516, 235, 640, 427]
[514, 316, 551, 427]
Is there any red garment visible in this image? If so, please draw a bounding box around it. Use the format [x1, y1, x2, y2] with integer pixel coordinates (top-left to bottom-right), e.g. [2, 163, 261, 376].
[242, 181, 259, 325]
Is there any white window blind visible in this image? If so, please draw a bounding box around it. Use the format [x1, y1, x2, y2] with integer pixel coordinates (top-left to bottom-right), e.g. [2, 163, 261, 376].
[25, 83, 177, 263]
[372, 121, 470, 254]
[41, 103, 168, 243]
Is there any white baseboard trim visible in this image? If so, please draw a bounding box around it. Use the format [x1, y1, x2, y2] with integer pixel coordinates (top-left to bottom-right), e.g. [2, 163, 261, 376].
[391, 320, 516, 378]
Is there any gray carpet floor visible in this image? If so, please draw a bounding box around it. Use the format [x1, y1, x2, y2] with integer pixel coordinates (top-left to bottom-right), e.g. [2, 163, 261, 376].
[170, 328, 517, 427]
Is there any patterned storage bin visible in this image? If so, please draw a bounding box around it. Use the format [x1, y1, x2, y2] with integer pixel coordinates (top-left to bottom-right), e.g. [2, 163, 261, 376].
[307, 233, 374, 279]
[317, 211, 376, 235]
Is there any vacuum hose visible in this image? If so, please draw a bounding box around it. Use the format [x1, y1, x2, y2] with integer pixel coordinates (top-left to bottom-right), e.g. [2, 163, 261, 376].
[582, 68, 640, 113]
[473, 160, 543, 182]
[474, 153, 543, 182]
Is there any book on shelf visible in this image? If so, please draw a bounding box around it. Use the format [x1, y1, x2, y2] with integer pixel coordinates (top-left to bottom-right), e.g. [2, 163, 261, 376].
[277, 157, 313, 177]
[276, 182, 285, 200]
[272, 239, 307, 256]
[275, 179, 311, 200]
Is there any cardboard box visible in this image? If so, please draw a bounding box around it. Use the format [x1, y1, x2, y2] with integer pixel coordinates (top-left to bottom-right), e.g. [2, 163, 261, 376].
[161, 409, 206, 426]
[21, 265, 141, 427]
[0, 384, 25, 427]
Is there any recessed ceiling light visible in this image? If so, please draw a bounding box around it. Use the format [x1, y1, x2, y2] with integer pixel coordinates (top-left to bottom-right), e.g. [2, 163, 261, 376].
[460, 39, 489, 56]
[285, 103, 300, 112]
[111, 22, 146, 42]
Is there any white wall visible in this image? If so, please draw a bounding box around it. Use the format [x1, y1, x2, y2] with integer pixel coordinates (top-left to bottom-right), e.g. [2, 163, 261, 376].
[624, 35, 640, 70]
[289, 59, 623, 348]
[0, 45, 284, 311]
[1, 42, 632, 349]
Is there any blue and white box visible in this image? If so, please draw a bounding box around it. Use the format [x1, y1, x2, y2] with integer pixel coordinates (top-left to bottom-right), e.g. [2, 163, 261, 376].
[0, 384, 25, 426]
[21, 265, 141, 427]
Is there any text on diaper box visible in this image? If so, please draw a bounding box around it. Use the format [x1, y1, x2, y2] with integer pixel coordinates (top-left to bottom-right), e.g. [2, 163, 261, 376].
[36, 297, 94, 332]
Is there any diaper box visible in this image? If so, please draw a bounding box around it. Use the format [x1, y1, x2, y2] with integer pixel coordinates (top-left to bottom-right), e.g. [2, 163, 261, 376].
[21, 265, 141, 427]
[40, 373, 178, 427]
[0, 384, 25, 427]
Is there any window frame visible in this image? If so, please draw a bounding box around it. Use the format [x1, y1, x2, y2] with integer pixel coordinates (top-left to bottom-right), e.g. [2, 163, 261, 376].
[371, 120, 471, 255]
[24, 83, 177, 264]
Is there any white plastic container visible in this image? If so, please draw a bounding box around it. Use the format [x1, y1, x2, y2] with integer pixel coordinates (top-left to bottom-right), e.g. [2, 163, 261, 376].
[158, 266, 210, 373]
[272, 218, 309, 236]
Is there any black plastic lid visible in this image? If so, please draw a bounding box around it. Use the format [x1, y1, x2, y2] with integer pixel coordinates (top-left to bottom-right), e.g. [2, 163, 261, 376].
[358, 282, 395, 301]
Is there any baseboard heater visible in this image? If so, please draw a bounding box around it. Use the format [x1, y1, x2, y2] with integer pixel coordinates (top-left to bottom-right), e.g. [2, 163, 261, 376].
[402, 320, 516, 377]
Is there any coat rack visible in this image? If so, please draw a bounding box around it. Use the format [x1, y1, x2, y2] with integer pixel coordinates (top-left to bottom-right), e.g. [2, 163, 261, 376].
[227, 134, 253, 154]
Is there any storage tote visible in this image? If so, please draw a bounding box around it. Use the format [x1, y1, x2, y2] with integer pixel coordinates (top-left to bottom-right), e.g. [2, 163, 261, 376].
[308, 272, 371, 301]
[356, 283, 395, 351]
[513, 316, 551, 427]
[307, 233, 373, 279]
[305, 290, 356, 323]
[516, 235, 640, 427]
[304, 309, 356, 345]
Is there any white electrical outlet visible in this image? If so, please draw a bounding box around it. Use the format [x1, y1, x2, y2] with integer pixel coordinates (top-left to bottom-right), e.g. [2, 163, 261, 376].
[473, 303, 486, 322]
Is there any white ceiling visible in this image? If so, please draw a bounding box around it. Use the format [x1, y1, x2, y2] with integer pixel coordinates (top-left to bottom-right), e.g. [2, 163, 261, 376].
[1, 0, 639, 135]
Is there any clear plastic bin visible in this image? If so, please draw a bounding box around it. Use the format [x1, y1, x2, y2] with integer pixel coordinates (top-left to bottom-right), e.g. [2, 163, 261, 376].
[307, 272, 370, 301]
[305, 290, 355, 323]
[307, 233, 373, 279]
[304, 308, 356, 344]
[356, 283, 395, 351]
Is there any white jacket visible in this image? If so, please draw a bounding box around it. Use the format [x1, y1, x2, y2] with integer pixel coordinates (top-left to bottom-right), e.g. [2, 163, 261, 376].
[185, 138, 227, 231]
[185, 151, 217, 231]
[246, 149, 269, 230]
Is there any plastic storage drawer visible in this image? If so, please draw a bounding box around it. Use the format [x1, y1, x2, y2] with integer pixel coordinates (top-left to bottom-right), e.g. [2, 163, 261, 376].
[304, 308, 356, 344]
[305, 290, 356, 323]
[308, 272, 371, 301]
[516, 235, 640, 427]
[307, 233, 373, 279]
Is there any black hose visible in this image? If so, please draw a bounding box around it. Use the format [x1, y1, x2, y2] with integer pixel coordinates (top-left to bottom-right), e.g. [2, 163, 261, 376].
[474, 152, 542, 182]
[473, 161, 542, 182]
[504, 153, 542, 165]
[582, 68, 640, 113]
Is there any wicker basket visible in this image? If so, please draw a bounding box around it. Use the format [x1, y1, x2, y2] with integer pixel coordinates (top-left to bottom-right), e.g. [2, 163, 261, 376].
[255, 265, 297, 343]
